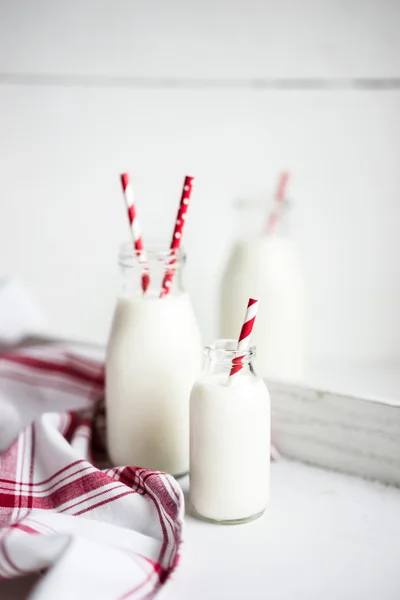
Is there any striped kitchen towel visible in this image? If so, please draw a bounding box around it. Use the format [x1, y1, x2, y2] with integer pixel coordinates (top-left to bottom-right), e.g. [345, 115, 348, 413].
[0, 345, 184, 600]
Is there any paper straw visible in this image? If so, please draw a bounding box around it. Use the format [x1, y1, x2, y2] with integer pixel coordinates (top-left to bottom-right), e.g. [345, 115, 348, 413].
[229, 298, 259, 380]
[276, 171, 290, 202]
[160, 176, 194, 298]
[265, 171, 290, 235]
[120, 173, 150, 293]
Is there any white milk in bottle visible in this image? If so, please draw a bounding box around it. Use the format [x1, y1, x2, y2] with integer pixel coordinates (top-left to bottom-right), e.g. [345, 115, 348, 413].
[190, 339, 270, 523]
[106, 244, 202, 476]
[220, 198, 306, 381]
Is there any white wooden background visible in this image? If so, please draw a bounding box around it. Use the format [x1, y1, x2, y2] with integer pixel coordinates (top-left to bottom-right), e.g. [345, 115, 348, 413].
[0, 0, 399, 376]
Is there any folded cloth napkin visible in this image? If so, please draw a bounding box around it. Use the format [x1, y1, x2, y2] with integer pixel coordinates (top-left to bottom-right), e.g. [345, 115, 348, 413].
[0, 345, 184, 600]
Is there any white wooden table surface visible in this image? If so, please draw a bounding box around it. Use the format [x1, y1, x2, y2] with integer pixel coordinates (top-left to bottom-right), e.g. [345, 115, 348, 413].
[1, 459, 400, 599]
[159, 460, 400, 600]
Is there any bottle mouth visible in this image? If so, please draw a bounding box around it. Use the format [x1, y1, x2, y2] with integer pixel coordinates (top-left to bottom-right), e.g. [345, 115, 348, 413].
[204, 338, 256, 361]
[233, 197, 293, 210]
[119, 242, 186, 267]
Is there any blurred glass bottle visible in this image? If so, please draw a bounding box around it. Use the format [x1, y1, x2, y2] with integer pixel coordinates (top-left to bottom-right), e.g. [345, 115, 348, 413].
[219, 180, 307, 382]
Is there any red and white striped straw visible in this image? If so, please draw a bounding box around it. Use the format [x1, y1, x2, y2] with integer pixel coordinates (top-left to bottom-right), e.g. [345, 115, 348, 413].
[265, 171, 290, 235]
[120, 173, 150, 293]
[160, 175, 194, 298]
[229, 297, 259, 380]
[275, 170, 290, 202]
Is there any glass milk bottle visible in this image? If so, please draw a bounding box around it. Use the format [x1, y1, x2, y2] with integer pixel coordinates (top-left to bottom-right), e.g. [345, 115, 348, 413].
[190, 339, 270, 524]
[106, 243, 202, 476]
[220, 199, 306, 381]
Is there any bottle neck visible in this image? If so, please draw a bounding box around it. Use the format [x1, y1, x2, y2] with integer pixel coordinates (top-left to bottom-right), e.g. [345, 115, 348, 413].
[233, 197, 293, 239]
[118, 243, 186, 297]
[203, 339, 256, 376]
[265, 199, 292, 238]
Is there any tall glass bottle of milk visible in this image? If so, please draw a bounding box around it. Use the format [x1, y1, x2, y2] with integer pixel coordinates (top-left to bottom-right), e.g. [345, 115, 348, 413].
[220, 199, 306, 381]
[106, 243, 202, 476]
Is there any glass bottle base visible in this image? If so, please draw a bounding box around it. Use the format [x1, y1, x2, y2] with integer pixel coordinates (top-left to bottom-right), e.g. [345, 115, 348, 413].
[190, 505, 266, 525]
[172, 470, 189, 479]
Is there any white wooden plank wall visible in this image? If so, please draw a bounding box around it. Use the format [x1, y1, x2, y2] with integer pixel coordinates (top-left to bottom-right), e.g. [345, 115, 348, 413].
[0, 0, 399, 374]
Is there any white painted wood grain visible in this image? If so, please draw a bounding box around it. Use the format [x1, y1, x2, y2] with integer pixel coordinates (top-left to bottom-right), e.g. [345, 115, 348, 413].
[1, 84, 400, 367]
[270, 379, 400, 486]
[0, 0, 399, 78]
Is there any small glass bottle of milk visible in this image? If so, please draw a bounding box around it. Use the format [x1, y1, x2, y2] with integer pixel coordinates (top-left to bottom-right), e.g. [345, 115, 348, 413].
[190, 339, 270, 524]
[106, 243, 202, 476]
[220, 198, 306, 382]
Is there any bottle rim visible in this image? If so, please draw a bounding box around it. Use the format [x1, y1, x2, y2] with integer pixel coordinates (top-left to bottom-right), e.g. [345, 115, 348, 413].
[204, 338, 256, 361]
[118, 242, 186, 267]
